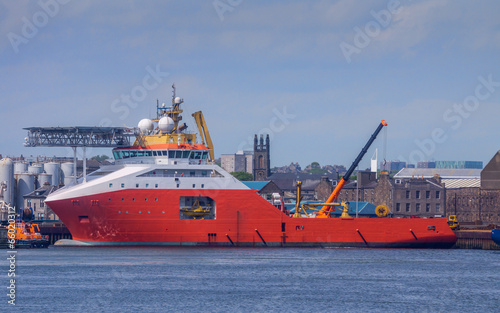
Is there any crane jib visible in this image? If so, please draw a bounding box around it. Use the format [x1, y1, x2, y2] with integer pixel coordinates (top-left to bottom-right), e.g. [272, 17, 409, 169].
[319, 120, 387, 213]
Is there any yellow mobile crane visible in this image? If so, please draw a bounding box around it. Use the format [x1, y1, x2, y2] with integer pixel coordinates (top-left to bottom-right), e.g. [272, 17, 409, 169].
[192, 111, 215, 162]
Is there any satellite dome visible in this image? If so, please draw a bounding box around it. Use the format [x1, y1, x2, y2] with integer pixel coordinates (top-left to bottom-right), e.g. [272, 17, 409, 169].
[138, 119, 154, 134]
[174, 97, 181, 104]
[158, 116, 175, 133]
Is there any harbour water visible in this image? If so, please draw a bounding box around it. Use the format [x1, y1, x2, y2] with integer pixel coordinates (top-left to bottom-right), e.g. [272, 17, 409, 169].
[6, 247, 500, 312]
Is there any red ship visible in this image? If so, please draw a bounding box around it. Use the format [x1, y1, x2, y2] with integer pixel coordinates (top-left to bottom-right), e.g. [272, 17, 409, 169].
[46, 88, 457, 248]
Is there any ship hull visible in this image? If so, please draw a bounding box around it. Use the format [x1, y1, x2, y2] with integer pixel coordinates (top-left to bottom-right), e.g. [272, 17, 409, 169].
[46, 188, 457, 248]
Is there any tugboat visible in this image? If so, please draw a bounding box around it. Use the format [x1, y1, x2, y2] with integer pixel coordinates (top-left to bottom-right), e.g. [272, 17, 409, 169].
[2, 221, 50, 248]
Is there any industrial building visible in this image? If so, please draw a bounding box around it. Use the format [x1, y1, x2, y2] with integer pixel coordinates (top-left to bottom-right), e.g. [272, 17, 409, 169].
[0, 156, 100, 221]
[220, 151, 253, 174]
[416, 161, 483, 169]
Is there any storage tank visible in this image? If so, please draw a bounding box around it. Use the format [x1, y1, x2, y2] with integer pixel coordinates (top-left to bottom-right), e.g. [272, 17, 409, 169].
[14, 162, 28, 174]
[63, 176, 75, 186]
[61, 162, 74, 181]
[28, 164, 43, 174]
[44, 162, 61, 186]
[16, 173, 35, 210]
[0, 158, 15, 206]
[38, 173, 52, 187]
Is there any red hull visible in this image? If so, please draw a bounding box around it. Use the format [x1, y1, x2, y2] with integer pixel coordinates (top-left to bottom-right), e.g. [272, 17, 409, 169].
[46, 189, 457, 248]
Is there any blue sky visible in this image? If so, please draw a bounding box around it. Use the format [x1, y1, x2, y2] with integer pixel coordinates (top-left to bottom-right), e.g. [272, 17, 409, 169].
[1, 0, 500, 169]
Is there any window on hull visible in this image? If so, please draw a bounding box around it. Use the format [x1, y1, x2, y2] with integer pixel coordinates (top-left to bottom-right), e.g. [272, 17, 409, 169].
[180, 196, 216, 220]
[138, 169, 224, 178]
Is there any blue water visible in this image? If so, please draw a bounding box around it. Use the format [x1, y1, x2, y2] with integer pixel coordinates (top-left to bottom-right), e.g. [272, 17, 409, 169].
[4, 247, 500, 312]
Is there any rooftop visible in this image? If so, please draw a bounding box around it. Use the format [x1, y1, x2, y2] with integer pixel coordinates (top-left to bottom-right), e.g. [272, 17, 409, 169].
[394, 168, 481, 179]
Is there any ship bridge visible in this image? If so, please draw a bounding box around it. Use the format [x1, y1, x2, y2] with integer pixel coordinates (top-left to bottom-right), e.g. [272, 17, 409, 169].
[24, 126, 137, 182]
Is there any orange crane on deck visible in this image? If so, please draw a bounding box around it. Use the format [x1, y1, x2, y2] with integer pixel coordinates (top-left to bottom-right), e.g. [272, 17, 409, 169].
[316, 120, 388, 218]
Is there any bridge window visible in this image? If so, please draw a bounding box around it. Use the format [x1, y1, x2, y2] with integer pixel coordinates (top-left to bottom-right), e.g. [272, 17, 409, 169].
[153, 151, 158, 156]
[122, 151, 130, 158]
[169, 150, 175, 158]
[113, 151, 122, 159]
[183, 151, 191, 158]
[175, 150, 182, 158]
[193, 152, 202, 160]
[202, 151, 208, 159]
[162, 151, 168, 156]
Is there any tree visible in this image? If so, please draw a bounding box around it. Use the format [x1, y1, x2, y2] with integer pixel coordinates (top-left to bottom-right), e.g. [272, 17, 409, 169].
[230, 171, 253, 181]
[91, 155, 110, 162]
[310, 161, 320, 168]
[309, 168, 328, 174]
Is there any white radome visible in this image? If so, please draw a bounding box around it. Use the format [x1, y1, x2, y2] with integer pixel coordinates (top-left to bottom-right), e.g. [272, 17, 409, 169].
[158, 116, 175, 133]
[174, 97, 181, 104]
[138, 119, 154, 134]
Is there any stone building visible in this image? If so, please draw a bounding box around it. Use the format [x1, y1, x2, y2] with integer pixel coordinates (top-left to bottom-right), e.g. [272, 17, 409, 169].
[24, 184, 60, 220]
[445, 151, 500, 224]
[269, 172, 337, 201]
[221, 151, 253, 174]
[337, 171, 446, 218]
[315, 176, 335, 202]
[242, 181, 283, 202]
[253, 134, 271, 181]
[391, 175, 446, 217]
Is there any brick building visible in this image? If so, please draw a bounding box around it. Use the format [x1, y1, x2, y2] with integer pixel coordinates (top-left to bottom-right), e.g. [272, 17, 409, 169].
[336, 171, 446, 218]
[445, 151, 500, 224]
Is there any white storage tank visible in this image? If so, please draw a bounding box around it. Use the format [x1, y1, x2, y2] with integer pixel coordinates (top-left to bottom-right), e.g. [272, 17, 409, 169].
[64, 176, 75, 186]
[61, 162, 74, 181]
[14, 162, 28, 174]
[38, 173, 52, 187]
[16, 173, 35, 210]
[0, 158, 15, 207]
[28, 164, 43, 174]
[44, 162, 61, 186]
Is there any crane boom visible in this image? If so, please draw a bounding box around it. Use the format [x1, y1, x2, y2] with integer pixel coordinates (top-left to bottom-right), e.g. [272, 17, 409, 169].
[317, 120, 388, 217]
[192, 111, 215, 162]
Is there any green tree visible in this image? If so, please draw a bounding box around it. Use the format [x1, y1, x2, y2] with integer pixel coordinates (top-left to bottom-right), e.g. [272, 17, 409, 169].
[230, 171, 253, 181]
[309, 168, 328, 174]
[91, 155, 110, 162]
[310, 161, 320, 168]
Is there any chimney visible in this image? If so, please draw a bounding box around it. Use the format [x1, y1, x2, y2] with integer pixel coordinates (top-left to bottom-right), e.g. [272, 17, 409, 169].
[433, 174, 442, 185]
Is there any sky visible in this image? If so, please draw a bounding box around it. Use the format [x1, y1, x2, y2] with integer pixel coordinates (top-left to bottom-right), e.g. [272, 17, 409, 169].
[1, 0, 500, 170]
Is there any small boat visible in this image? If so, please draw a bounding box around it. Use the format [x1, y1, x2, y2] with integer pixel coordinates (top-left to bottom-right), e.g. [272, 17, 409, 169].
[180, 199, 211, 219]
[492, 229, 500, 246]
[8, 222, 49, 248]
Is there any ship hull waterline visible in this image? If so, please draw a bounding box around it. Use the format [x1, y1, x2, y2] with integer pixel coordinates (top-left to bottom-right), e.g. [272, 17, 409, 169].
[46, 188, 457, 249]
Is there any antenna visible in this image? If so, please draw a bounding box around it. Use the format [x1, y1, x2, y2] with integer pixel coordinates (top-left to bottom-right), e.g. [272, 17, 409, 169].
[371, 148, 378, 179]
[172, 84, 176, 105]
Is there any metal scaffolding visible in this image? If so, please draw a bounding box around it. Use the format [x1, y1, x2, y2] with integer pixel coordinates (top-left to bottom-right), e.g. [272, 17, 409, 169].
[23, 127, 135, 148]
[23, 127, 136, 182]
